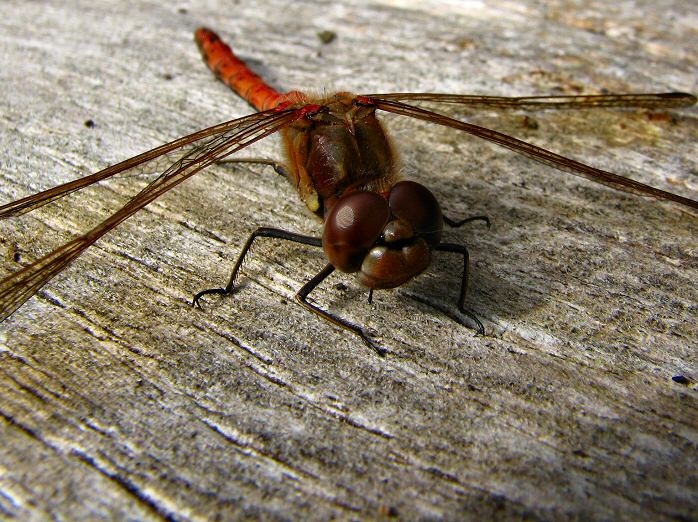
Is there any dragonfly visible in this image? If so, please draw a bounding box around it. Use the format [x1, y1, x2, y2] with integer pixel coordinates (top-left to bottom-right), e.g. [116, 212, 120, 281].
[0, 27, 696, 355]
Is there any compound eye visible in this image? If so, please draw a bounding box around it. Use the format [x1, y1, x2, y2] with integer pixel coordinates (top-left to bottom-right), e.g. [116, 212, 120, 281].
[388, 181, 443, 246]
[323, 191, 390, 272]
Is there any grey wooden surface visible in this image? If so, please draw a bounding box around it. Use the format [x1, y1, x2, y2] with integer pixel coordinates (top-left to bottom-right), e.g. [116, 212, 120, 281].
[1, 1, 696, 520]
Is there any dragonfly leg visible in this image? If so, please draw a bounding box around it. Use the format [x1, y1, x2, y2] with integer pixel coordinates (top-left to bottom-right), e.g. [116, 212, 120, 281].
[215, 157, 289, 178]
[434, 242, 485, 335]
[193, 226, 322, 306]
[443, 214, 490, 229]
[296, 264, 387, 356]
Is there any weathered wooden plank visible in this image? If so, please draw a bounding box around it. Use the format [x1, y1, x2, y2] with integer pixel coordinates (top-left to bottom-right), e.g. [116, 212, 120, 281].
[1, 0, 696, 520]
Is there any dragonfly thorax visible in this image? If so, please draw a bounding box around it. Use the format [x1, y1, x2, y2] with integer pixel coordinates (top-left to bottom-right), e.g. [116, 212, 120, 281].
[281, 94, 400, 218]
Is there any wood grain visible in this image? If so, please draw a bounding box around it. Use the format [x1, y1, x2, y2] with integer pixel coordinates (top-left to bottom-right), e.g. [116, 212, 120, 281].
[1, 0, 696, 520]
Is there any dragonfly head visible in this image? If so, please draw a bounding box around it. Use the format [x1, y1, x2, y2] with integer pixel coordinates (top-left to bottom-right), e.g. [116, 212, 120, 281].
[322, 181, 443, 289]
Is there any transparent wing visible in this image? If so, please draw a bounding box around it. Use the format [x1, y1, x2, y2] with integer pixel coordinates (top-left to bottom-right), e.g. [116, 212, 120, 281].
[364, 92, 696, 110]
[0, 107, 308, 321]
[364, 96, 698, 210]
[0, 108, 297, 219]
